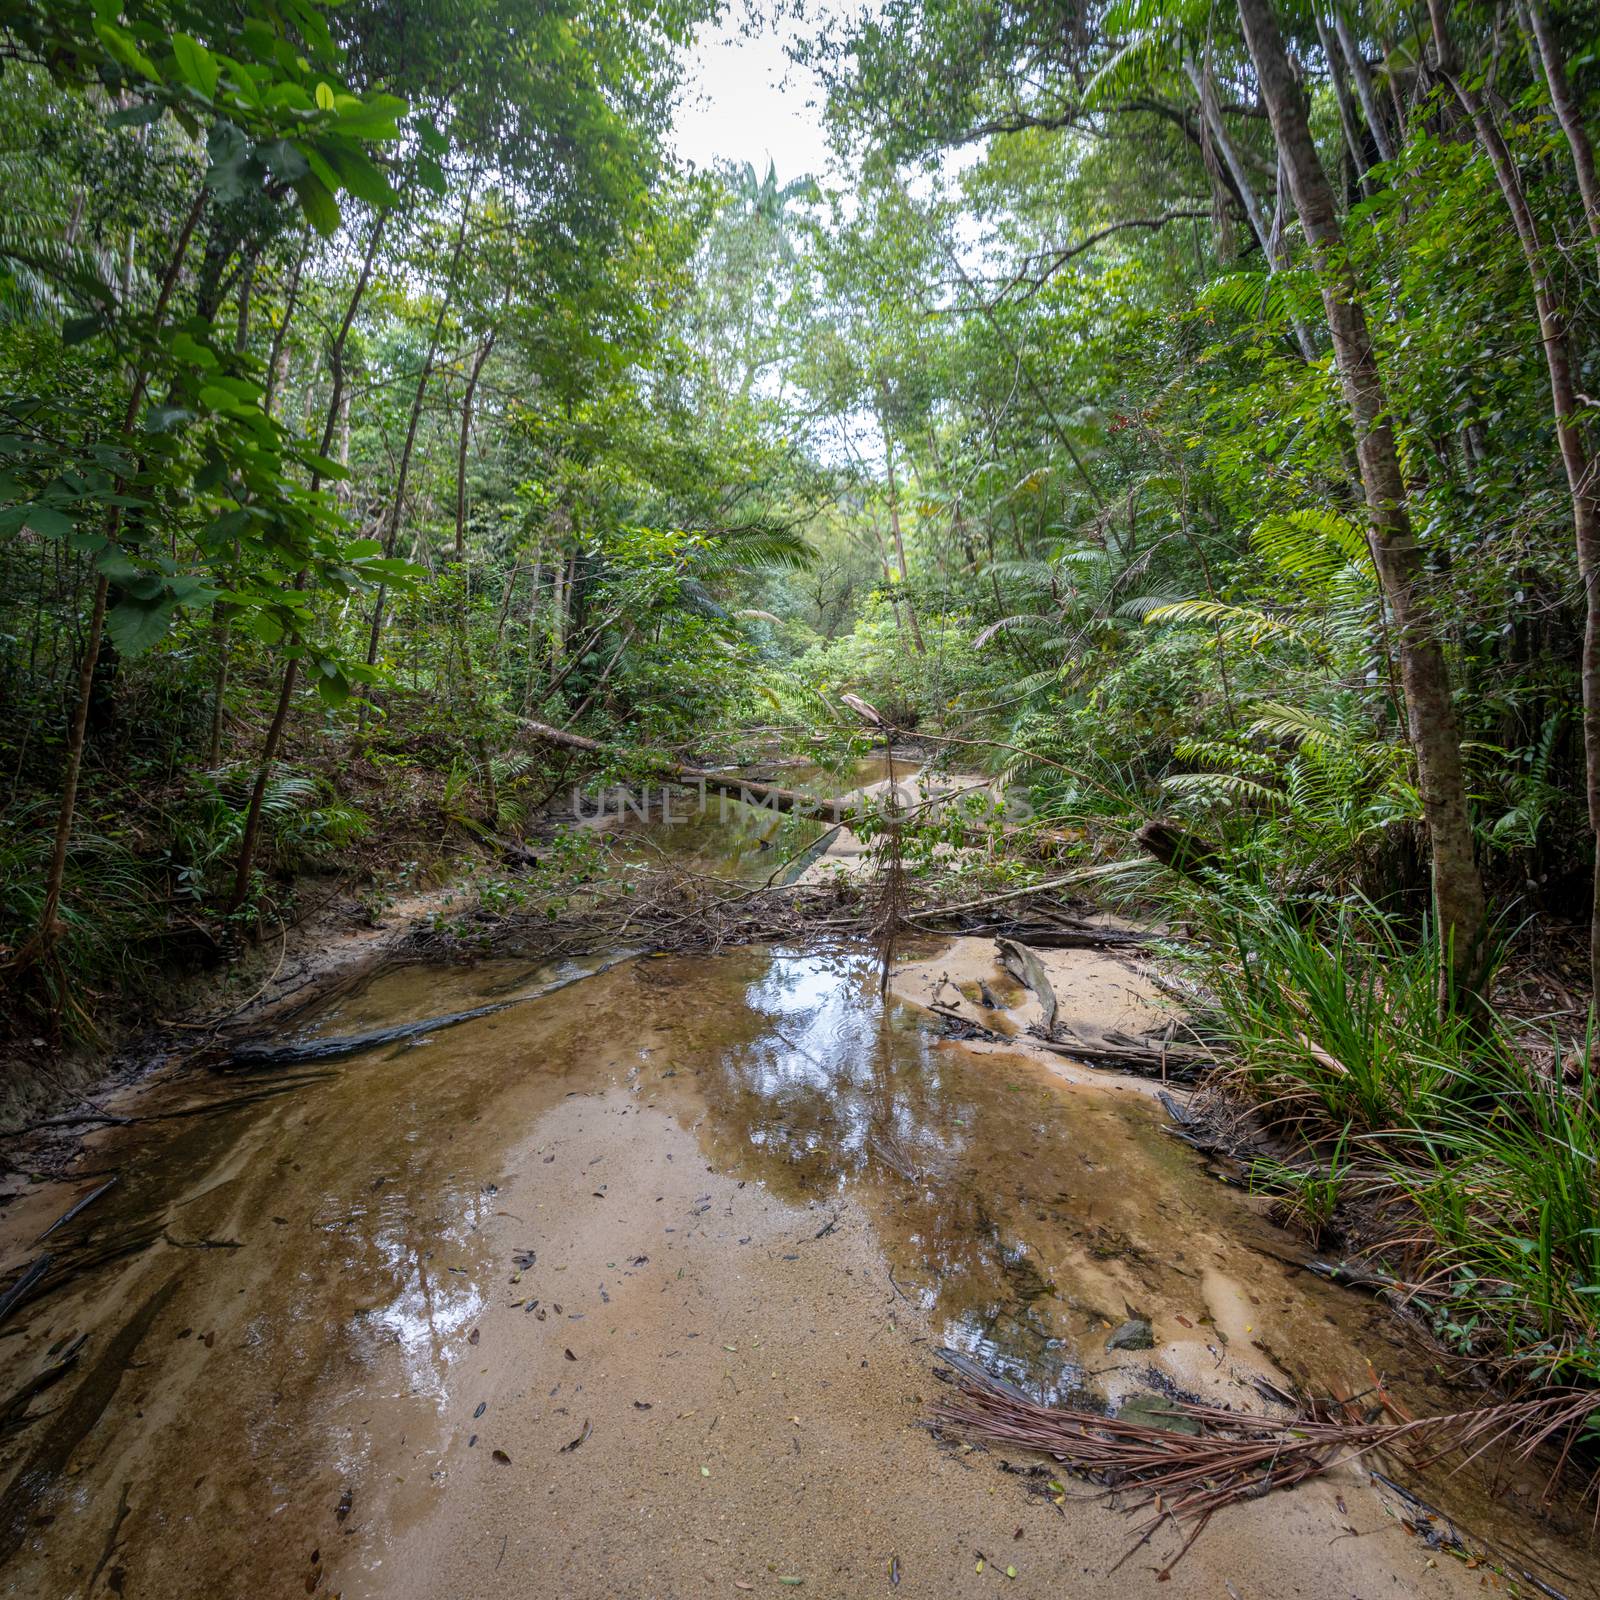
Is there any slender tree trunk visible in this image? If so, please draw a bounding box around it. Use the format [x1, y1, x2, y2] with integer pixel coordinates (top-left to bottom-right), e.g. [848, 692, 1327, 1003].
[1429, 0, 1600, 1006]
[316, 212, 387, 472]
[1333, 8, 1395, 162]
[26, 189, 207, 963]
[564, 622, 638, 726]
[1184, 55, 1318, 360]
[263, 231, 309, 420]
[1316, 10, 1376, 196]
[1184, 56, 1272, 248]
[1525, 0, 1600, 271]
[227, 593, 302, 914]
[363, 183, 477, 678]
[879, 411, 925, 653]
[1237, 0, 1487, 996]
[227, 215, 387, 905]
[455, 329, 496, 558]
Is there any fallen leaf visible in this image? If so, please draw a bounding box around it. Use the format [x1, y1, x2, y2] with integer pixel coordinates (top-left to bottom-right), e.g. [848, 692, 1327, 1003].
[564, 1348, 577, 1361]
[491, 1449, 510, 1464]
[559, 1419, 591, 1454]
[469, 1328, 480, 1346]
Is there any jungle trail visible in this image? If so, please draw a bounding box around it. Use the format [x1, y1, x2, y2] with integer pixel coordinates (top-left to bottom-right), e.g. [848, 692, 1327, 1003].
[3, 1, 1600, 1596]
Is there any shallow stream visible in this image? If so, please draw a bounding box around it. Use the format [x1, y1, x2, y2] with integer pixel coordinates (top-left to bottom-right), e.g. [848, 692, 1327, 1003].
[0, 791, 1594, 1597]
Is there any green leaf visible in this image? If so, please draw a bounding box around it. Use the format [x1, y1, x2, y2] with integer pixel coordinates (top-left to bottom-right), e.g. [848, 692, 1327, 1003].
[258, 139, 310, 182]
[62, 314, 107, 346]
[170, 331, 218, 369]
[172, 32, 219, 99]
[240, 610, 284, 645]
[20, 504, 72, 538]
[94, 21, 161, 83]
[106, 101, 164, 128]
[96, 548, 143, 581]
[315, 81, 335, 112]
[292, 173, 341, 237]
[321, 143, 398, 207]
[106, 596, 177, 656]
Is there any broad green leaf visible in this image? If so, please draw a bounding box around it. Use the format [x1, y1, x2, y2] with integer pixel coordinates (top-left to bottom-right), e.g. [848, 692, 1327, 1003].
[106, 596, 177, 656]
[172, 32, 219, 99]
[292, 173, 341, 237]
[20, 504, 72, 539]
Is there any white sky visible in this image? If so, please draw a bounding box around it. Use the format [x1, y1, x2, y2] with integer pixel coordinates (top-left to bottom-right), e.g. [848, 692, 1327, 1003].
[672, 10, 838, 185]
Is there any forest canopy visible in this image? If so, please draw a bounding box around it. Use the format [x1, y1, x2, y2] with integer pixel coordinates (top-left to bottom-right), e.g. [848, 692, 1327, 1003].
[0, 1, 1597, 1074]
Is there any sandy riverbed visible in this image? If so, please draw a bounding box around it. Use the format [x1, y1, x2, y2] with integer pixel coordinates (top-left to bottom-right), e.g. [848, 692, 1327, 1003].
[0, 944, 1590, 1598]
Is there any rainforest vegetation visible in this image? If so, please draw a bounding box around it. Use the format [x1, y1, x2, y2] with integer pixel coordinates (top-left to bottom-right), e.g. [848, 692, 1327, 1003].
[3, 0, 1600, 1407]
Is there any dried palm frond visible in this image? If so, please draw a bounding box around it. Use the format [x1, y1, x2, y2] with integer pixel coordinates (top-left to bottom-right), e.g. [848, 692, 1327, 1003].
[930, 1350, 1600, 1577]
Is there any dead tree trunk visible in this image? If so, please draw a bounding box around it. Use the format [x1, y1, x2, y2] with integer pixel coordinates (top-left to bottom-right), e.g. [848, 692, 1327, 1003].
[1236, 0, 1488, 997]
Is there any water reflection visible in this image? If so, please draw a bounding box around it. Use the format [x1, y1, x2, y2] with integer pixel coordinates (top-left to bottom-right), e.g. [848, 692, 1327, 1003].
[662, 947, 1151, 1405]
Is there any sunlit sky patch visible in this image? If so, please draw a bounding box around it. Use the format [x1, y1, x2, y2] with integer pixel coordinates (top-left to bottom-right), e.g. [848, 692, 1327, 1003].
[673, 8, 837, 186]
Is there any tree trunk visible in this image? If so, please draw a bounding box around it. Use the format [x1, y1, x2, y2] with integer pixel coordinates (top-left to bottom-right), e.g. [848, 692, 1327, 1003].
[228, 216, 388, 902]
[1183, 54, 1317, 360]
[879, 413, 925, 653]
[1237, 0, 1487, 996]
[1429, 0, 1600, 1006]
[226, 626, 300, 913]
[263, 231, 309, 420]
[363, 182, 477, 676]
[455, 330, 496, 558]
[315, 211, 387, 476]
[25, 188, 208, 964]
[1316, 9, 1376, 196]
[1525, 0, 1600, 271]
[1333, 8, 1395, 162]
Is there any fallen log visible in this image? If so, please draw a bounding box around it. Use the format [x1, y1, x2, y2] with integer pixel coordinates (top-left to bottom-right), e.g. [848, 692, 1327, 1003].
[222, 953, 637, 1071]
[921, 918, 1150, 949]
[997, 936, 1059, 1032]
[1136, 820, 1231, 884]
[1027, 1032, 1210, 1081]
[516, 719, 1084, 854]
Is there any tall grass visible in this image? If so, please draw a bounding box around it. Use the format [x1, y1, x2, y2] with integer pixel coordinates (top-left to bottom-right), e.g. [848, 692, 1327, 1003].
[1177, 891, 1600, 1393]
[1192, 892, 1500, 1129]
[1391, 1034, 1600, 1387]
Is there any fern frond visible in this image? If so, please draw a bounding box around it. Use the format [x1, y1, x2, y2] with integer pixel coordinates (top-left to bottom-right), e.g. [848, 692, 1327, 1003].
[1141, 597, 1319, 651]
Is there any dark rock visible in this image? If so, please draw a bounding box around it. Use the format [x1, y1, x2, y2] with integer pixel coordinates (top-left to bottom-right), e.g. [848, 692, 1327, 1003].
[1105, 1317, 1154, 1351]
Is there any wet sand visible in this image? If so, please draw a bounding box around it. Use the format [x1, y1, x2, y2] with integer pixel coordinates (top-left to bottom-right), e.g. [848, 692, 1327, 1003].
[0, 945, 1592, 1598]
